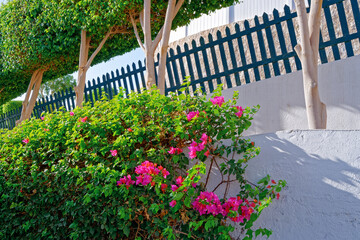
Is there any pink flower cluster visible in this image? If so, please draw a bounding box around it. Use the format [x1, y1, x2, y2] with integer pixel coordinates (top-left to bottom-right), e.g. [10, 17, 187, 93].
[210, 96, 225, 107]
[117, 161, 170, 190]
[187, 111, 199, 121]
[22, 138, 29, 144]
[134, 161, 170, 186]
[168, 147, 183, 155]
[192, 192, 256, 223]
[233, 106, 244, 118]
[192, 192, 223, 216]
[188, 133, 211, 159]
[117, 175, 135, 189]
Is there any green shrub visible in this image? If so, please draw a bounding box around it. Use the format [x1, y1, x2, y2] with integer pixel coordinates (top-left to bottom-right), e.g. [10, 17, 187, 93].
[2, 101, 22, 114]
[0, 84, 285, 239]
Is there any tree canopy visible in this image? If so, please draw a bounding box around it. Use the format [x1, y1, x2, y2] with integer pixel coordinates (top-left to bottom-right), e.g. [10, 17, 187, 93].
[0, 0, 239, 106]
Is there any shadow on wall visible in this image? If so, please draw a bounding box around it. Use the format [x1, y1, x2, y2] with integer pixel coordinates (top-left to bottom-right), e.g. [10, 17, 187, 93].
[241, 130, 360, 240]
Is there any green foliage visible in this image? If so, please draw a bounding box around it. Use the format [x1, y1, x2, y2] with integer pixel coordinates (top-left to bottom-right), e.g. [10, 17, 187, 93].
[2, 101, 22, 114]
[0, 0, 240, 105]
[38, 74, 76, 99]
[0, 85, 285, 239]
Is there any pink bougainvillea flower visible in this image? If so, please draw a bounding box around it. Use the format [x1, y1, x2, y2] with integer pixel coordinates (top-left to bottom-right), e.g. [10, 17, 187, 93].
[189, 151, 197, 159]
[210, 96, 225, 107]
[171, 185, 179, 192]
[233, 106, 244, 118]
[192, 191, 224, 216]
[235, 111, 243, 118]
[168, 147, 177, 154]
[276, 193, 280, 200]
[162, 169, 170, 178]
[204, 150, 210, 157]
[271, 180, 276, 184]
[70, 112, 74, 116]
[169, 200, 177, 208]
[192, 183, 197, 188]
[79, 116, 88, 122]
[117, 175, 135, 189]
[200, 133, 209, 145]
[43, 128, 49, 132]
[151, 181, 156, 187]
[127, 128, 133, 132]
[176, 176, 184, 186]
[168, 147, 183, 155]
[22, 138, 29, 144]
[40, 117, 45, 121]
[161, 184, 168, 193]
[187, 111, 200, 121]
[110, 150, 117, 157]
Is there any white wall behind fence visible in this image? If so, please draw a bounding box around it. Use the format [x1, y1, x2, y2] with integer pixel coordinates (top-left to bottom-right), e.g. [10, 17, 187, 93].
[215, 54, 360, 136]
[170, 0, 295, 42]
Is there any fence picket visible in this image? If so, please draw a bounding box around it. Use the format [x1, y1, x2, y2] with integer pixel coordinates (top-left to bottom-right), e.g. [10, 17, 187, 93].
[235, 23, 251, 84]
[323, 5, 341, 60]
[244, 20, 261, 81]
[263, 12, 281, 76]
[217, 30, 233, 88]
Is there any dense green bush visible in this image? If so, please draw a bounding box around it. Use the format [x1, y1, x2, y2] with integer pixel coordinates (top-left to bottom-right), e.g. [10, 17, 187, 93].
[2, 101, 22, 114]
[0, 85, 285, 239]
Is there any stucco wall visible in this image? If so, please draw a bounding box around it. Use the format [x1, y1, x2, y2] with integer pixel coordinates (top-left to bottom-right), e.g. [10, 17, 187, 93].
[240, 130, 360, 239]
[216, 54, 360, 135]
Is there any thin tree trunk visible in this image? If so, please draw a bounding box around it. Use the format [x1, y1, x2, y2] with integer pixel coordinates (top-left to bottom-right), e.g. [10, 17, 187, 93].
[75, 30, 90, 108]
[16, 69, 45, 125]
[157, 0, 176, 95]
[145, 50, 156, 89]
[294, 0, 327, 129]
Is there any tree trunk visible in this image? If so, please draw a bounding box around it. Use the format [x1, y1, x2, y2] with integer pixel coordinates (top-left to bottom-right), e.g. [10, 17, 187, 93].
[294, 0, 327, 129]
[145, 50, 156, 90]
[157, 0, 176, 95]
[75, 30, 90, 108]
[16, 69, 45, 125]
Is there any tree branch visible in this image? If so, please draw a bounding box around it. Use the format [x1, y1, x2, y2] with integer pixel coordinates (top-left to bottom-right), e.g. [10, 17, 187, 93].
[139, 9, 145, 33]
[130, 13, 145, 51]
[151, 0, 184, 52]
[84, 30, 111, 71]
[294, 0, 312, 57]
[308, 0, 323, 56]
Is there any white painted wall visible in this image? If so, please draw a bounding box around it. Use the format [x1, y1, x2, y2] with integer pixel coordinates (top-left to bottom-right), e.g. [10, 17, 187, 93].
[216, 55, 360, 136]
[240, 130, 360, 239]
[170, 0, 295, 42]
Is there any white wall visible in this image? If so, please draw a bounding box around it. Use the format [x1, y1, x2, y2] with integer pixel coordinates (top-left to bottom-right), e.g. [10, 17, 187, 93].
[170, 0, 295, 42]
[217, 55, 360, 136]
[239, 130, 360, 239]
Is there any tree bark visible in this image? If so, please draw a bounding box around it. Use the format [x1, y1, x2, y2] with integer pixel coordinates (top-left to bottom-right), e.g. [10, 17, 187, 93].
[16, 69, 46, 125]
[74, 30, 90, 108]
[294, 0, 327, 129]
[157, 0, 176, 95]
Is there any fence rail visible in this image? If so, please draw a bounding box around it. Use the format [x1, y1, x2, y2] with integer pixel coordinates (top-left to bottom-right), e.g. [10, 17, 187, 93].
[1, 0, 360, 130]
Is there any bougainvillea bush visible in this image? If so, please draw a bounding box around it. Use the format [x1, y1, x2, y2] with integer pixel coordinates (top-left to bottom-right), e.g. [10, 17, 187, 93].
[0, 85, 286, 239]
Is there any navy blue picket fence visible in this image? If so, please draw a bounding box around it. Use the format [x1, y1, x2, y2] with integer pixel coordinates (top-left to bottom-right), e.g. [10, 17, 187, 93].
[1, 0, 360, 130]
